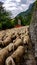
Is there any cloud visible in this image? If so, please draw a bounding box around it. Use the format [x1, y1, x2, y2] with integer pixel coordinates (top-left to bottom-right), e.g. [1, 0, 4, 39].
[0, 0, 5, 2]
[21, 0, 27, 4]
[21, 4, 29, 11]
[27, 0, 36, 4]
[2, 0, 36, 18]
[3, 2, 16, 7]
[16, 0, 21, 2]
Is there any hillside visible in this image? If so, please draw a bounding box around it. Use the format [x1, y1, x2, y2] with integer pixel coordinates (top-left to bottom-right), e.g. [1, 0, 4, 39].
[15, 2, 35, 26]
[0, 1, 36, 29]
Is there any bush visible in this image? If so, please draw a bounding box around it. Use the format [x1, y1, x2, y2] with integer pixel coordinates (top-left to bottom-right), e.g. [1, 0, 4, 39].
[10, 19, 16, 27]
[2, 21, 12, 29]
[0, 2, 15, 30]
[0, 23, 2, 29]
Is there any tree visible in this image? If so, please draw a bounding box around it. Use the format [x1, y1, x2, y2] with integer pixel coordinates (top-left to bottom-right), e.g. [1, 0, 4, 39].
[0, 2, 15, 30]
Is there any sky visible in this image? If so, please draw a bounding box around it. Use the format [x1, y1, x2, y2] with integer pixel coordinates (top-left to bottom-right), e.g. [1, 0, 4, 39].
[0, 0, 36, 18]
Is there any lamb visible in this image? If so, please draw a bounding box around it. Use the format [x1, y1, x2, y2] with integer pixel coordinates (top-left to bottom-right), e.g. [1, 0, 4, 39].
[0, 35, 12, 46]
[6, 46, 25, 65]
[0, 38, 22, 65]
[23, 35, 30, 45]
[0, 43, 14, 65]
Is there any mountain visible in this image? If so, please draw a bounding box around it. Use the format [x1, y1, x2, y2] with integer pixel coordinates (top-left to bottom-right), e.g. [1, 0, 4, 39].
[17, 3, 35, 18]
[15, 2, 35, 26]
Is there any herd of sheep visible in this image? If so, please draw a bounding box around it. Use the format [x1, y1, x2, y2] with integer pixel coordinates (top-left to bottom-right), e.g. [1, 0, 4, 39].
[0, 26, 36, 65]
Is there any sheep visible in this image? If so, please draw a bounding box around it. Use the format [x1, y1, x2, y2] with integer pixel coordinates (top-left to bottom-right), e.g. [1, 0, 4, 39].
[0, 38, 22, 65]
[5, 46, 25, 65]
[23, 35, 30, 45]
[0, 43, 14, 65]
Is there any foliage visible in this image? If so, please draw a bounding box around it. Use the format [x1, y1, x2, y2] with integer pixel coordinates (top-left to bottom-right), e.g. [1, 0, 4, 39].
[10, 19, 16, 27]
[0, 23, 2, 29]
[0, 2, 16, 30]
[0, 1, 36, 30]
